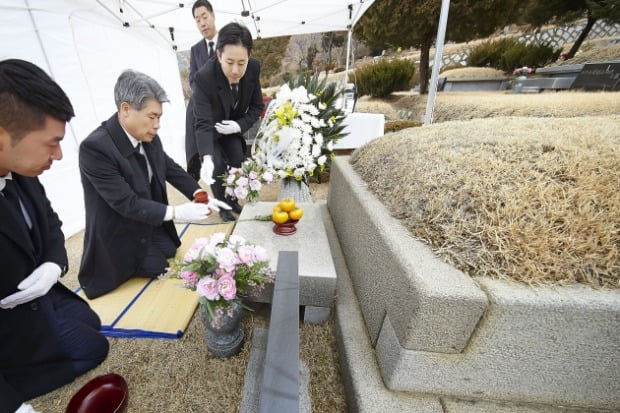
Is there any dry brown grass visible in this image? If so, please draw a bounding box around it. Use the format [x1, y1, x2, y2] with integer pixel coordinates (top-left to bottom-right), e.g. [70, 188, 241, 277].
[440, 67, 506, 78]
[550, 43, 620, 66]
[388, 90, 620, 123]
[351, 115, 620, 288]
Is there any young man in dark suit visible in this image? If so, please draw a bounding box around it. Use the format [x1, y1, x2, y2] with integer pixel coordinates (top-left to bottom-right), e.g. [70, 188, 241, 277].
[78, 70, 229, 299]
[0, 59, 108, 413]
[193, 22, 264, 222]
[185, 0, 218, 181]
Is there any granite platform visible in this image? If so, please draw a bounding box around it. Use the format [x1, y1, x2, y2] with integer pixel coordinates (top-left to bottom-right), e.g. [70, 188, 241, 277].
[232, 201, 337, 323]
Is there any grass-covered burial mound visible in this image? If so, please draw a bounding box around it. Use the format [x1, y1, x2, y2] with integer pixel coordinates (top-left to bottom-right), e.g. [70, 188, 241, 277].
[351, 116, 619, 288]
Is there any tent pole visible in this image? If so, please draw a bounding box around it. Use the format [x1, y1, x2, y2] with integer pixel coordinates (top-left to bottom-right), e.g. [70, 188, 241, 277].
[25, 0, 81, 147]
[25, 0, 53, 76]
[423, 0, 451, 126]
[345, 29, 352, 85]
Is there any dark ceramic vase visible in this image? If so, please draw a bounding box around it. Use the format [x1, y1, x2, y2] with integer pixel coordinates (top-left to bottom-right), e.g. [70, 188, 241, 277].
[200, 301, 244, 358]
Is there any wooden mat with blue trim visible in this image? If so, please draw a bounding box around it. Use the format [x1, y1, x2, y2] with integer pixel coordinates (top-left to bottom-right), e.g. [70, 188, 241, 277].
[75, 222, 234, 339]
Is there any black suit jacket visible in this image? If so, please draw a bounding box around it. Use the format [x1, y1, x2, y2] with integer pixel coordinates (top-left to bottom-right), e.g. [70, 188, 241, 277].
[0, 174, 81, 412]
[78, 114, 200, 299]
[185, 38, 213, 167]
[189, 39, 210, 88]
[192, 57, 264, 159]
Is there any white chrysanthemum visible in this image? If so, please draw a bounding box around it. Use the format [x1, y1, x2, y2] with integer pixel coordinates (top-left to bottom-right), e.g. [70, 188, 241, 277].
[318, 155, 327, 165]
[311, 144, 321, 157]
[291, 86, 311, 103]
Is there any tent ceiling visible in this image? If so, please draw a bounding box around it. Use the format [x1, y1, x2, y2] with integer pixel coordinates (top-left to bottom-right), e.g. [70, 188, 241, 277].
[95, 0, 375, 50]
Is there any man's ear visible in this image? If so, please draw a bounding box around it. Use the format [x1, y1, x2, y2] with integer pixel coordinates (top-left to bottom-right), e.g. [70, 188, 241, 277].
[119, 102, 130, 117]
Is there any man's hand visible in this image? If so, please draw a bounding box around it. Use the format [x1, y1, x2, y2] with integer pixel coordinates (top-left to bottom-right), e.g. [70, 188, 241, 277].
[0, 262, 61, 309]
[215, 120, 241, 135]
[200, 155, 215, 185]
[15, 403, 40, 413]
[206, 198, 232, 213]
[174, 202, 210, 221]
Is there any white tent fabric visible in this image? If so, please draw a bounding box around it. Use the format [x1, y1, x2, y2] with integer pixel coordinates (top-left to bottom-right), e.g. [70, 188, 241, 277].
[0, 0, 374, 237]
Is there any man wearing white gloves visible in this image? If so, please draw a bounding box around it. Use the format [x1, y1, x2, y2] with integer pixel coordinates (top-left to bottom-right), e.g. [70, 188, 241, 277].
[78, 70, 230, 299]
[193, 22, 264, 221]
[0, 59, 108, 413]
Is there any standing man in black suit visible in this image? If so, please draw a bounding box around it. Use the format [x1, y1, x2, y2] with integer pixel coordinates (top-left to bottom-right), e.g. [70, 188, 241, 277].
[0, 59, 108, 413]
[185, 0, 218, 181]
[78, 69, 229, 299]
[193, 22, 264, 222]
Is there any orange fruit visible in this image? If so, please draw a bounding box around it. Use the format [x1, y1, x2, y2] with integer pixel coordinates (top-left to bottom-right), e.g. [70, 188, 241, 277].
[273, 204, 282, 213]
[272, 210, 289, 224]
[279, 198, 296, 212]
[288, 207, 303, 221]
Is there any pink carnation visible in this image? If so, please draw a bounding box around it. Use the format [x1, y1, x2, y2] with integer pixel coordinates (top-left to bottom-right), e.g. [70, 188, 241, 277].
[237, 245, 257, 265]
[197, 277, 220, 300]
[237, 176, 249, 188]
[253, 245, 269, 262]
[249, 179, 262, 191]
[234, 186, 249, 200]
[216, 247, 238, 272]
[179, 271, 199, 288]
[184, 237, 210, 262]
[217, 275, 237, 300]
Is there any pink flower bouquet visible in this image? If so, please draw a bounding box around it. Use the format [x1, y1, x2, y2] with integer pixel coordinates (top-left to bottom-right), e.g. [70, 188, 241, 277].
[166, 232, 274, 321]
[513, 66, 534, 76]
[221, 159, 274, 203]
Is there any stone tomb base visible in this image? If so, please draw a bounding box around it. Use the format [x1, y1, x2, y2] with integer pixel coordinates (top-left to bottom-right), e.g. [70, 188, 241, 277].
[232, 201, 337, 323]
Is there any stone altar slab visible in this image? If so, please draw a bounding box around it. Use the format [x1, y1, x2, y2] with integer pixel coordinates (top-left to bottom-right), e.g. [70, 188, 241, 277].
[233, 202, 337, 310]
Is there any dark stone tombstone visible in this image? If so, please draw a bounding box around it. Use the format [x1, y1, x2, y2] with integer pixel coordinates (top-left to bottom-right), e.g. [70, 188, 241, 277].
[571, 62, 620, 91]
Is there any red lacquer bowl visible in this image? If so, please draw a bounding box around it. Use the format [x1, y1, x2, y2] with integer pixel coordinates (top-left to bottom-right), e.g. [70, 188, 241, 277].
[66, 373, 128, 413]
[273, 220, 298, 235]
[194, 191, 209, 204]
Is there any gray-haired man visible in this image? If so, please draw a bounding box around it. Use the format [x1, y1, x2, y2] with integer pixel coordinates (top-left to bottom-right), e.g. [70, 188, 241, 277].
[78, 69, 229, 299]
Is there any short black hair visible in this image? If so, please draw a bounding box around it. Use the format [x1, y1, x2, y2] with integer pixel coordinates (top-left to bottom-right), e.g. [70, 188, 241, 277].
[0, 59, 74, 141]
[216, 22, 253, 55]
[192, 0, 213, 17]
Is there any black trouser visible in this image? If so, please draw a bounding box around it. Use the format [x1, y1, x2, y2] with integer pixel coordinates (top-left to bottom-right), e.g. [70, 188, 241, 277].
[187, 153, 201, 182]
[137, 226, 177, 277]
[185, 96, 200, 181]
[44, 289, 109, 376]
[211, 135, 246, 201]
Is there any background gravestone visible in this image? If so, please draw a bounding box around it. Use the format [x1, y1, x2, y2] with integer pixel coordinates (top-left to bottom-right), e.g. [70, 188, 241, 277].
[571, 62, 620, 91]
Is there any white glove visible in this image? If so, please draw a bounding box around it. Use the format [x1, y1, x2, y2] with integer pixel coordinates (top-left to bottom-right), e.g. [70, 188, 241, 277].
[15, 403, 40, 413]
[200, 155, 215, 185]
[215, 120, 241, 135]
[207, 198, 232, 213]
[0, 262, 61, 309]
[174, 202, 210, 221]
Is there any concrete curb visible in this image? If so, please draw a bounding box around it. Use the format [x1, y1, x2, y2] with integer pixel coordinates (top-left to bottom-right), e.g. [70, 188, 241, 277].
[320, 202, 443, 412]
[327, 156, 620, 411]
[327, 156, 488, 353]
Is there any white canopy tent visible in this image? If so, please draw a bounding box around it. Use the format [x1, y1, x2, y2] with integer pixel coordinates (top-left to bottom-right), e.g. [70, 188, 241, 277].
[0, 0, 374, 237]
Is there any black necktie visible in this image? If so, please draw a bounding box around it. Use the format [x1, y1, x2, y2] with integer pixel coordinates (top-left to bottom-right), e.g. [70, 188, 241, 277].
[135, 143, 164, 202]
[135, 143, 149, 184]
[208, 41, 215, 58]
[2, 179, 42, 259]
[2, 179, 24, 220]
[232, 84, 239, 109]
